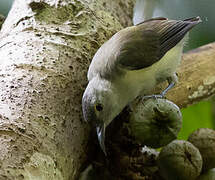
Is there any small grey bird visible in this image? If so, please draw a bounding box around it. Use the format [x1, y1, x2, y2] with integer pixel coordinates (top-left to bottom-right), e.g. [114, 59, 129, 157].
[82, 17, 201, 155]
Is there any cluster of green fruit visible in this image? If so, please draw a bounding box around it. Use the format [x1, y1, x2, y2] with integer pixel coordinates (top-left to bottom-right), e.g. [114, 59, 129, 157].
[128, 98, 215, 180]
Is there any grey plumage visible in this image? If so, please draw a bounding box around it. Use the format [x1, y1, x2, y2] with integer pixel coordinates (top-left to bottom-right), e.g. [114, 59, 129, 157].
[82, 17, 201, 155]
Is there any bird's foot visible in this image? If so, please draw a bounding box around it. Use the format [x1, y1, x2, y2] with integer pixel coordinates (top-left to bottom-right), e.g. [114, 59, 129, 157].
[142, 94, 165, 100]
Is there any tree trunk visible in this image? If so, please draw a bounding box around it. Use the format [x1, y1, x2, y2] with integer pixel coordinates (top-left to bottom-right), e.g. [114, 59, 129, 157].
[0, 0, 134, 179]
[1, 0, 215, 179]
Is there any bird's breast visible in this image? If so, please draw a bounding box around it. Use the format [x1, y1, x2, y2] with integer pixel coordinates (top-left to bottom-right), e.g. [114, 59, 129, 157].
[116, 42, 183, 99]
[115, 67, 157, 102]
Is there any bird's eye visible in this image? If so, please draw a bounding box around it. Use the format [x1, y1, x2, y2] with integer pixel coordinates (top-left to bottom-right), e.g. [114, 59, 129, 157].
[95, 104, 103, 112]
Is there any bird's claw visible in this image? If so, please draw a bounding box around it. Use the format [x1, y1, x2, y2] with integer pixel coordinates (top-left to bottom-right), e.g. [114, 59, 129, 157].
[142, 94, 165, 100]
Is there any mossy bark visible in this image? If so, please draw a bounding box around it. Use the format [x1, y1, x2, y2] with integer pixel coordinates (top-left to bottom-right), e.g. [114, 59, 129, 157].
[1, 0, 214, 179]
[0, 0, 134, 179]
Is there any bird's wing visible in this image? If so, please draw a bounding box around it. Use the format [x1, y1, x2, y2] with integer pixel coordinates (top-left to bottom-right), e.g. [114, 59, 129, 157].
[115, 17, 201, 70]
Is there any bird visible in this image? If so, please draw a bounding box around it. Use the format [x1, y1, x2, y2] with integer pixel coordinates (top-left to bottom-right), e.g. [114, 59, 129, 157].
[82, 16, 201, 155]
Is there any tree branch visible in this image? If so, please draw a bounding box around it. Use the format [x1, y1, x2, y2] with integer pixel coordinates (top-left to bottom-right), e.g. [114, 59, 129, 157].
[165, 43, 215, 108]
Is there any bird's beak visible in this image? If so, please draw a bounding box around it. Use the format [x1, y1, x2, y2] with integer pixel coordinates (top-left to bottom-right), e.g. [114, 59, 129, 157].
[96, 122, 107, 156]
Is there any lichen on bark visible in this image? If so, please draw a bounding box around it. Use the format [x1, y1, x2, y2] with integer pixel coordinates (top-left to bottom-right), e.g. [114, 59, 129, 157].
[0, 0, 134, 179]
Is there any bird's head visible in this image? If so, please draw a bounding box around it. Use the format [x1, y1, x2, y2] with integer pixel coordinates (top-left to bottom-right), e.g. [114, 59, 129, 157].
[82, 78, 121, 155]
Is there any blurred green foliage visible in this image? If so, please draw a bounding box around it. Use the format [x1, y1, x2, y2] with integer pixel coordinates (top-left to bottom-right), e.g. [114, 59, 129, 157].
[179, 101, 214, 140]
